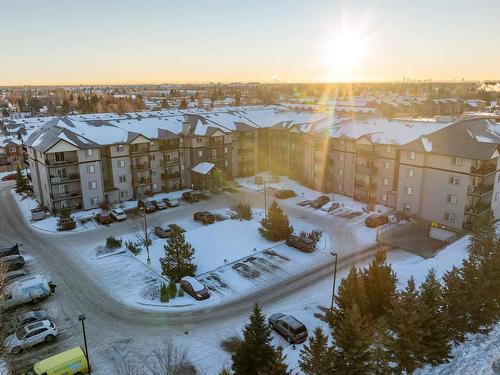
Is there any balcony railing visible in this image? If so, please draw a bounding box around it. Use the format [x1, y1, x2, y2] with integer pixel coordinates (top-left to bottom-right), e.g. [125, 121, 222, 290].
[162, 158, 180, 167]
[51, 190, 82, 201]
[45, 156, 79, 166]
[470, 163, 496, 176]
[130, 146, 149, 155]
[131, 162, 151, 171]
[356, 165, 378, 175]
[159, 143, 179, 151]
[50, 174, 80, 184]
[465, 203, 490, 215]
[132, 177, 152, 186]
[355, 181, 377, 190]
[162, 172, 181, 180]
[357, 149, 377, 158]
[467, 184, 494, 196]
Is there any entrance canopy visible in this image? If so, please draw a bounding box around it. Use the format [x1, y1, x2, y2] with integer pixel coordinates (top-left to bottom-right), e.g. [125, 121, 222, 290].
[192, 162, 215, 175]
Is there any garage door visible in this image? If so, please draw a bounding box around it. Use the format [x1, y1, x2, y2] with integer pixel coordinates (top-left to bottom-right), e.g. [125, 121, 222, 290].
[429, 226, 455, 241]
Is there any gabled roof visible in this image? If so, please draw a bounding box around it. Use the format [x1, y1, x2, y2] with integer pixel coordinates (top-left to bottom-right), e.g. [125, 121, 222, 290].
[402, 118, 500, 160]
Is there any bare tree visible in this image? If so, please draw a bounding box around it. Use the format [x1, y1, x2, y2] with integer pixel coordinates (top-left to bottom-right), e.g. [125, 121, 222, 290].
[129, 210, 158, 264]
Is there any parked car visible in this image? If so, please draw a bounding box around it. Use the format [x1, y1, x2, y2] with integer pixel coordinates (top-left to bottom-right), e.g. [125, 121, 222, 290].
[110, 208, 127, 221]
[151, 199, 168, 210]
[321, 202, 340, 212]
[365, 214, 389, 228]
[1, 173, 16, 181]
[162, 197, 179, 207]
[297, 200, 311, 207]
[95, 212, 112, 225]
[4, 319, 57, 354]
[138, 199, 155, 213]
[310, 196, 331, 209]
[155, 225, 173, 239]
[182, 191, 200, 203]
[275, 189, 296, 199]
[31, 347, 89, 375]
[286, 235, 315, 253]
[193, 211, 215, 224]
[180, 276, 210, 300]
[0, 243, 20, 258]
[7, 310, 50, 333]
[168, 223, 185, 233]
[5, 270, 28, 284]
[269, 313, 308, 344]
[1, 255, 25, 272]
[0, 274, 54, 311]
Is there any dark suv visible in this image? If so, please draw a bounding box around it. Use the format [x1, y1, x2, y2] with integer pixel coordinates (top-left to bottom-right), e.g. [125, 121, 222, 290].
[286, 235, 315, 253]
[193, 211, 215, 224]
[310, 196, 330, 209]
[275, 189, 296, 199]
[1, 255, 25, 271]
[269, 313, 308, 344]
[182, 192, 200, 203]
[138, 199, 156, 213]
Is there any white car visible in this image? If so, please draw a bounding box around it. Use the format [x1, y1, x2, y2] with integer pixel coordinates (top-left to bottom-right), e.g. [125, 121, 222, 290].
[110, 208, 127, 221]
[163, 198, 179, 207]
[5, 319, 57, 354]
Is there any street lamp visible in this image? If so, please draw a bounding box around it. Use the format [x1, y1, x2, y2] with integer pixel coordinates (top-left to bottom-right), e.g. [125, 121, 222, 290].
[139, 206, 151, 265]
[330, 252, 338, 311]
[78, 314, 91, 374]
[264, 180, 267, 217]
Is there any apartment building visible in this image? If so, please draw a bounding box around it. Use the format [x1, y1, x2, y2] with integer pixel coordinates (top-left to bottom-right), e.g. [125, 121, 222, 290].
[0, 136, 23, 171]
[396, 118, 500, 230]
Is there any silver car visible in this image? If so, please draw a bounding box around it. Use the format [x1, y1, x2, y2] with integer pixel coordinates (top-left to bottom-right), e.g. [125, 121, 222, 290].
[269, 313, 308, 344]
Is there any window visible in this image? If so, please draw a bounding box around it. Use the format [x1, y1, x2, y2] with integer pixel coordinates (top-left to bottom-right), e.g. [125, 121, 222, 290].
[448, 176, 460, 185]
[406, 186, 413, 195]
[382, 194, 387, 202]
[386, 145, 391, 153]
[120, 190, 127, 199]
[383, 178, 389, 186]
[496, 192, 500, 201]
[224, 147, 228, 153]
[118, 160, 126, 168]
[11, 157, 17, 162]
[116, 145, 124, 152]
[9, 147, 17, 153]
[152, 169, 156, 175]
[90, 197, 99, 205]
[85, 149, 94, 157]
[86, 165, 95, 174]
[445, 212, 456, 223]
[150, 155, 155, 161]
[88, 181, 97, 190]
[197, 150, 203, 157]
[451, 157, 462, 166]
[408, 151, 416, 160]
[197, 137, 203, 143]
[384, 161, 390, 170]
[338, 169, 343, 176]
[225, 160, 229, 166]
[447, 194, 458, 205]
[119, 175, 126, 183]
[407, 168, 414, 178]
[403, 204, 411, 212]
[153, 183, 158, 190]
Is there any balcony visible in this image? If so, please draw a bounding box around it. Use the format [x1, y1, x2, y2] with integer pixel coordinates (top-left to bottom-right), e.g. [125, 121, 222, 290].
[45, 156, 79, 166]
[130, 146, 149, 155]
[132, 176, 152, 187]
[162, 158, 180, 167]
[357, 149, 377, 158]
[131, 162, 151, 171]
[467, 184, 494, 196]
[465, 203, 490, 216]
[356, 165, 378, 175]
[50, 174, 80, 184]
[470, 163, 496, 176]
[239, 147, 254, 154]
[162, 172, 181, 180]
[159, 142, 179, 151]
[355, 181, 377, 190]
[51, 190, 82, 201]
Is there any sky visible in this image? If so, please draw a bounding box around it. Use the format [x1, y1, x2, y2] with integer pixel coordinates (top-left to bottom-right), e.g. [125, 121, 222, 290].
[1, 0, 499, 85]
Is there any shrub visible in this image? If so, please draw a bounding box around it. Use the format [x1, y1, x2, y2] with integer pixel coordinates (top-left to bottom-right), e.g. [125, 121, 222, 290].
[160, 283, 170, 303]
[235, 202, 252, 220]
[126, 240, 141, 255]
[254, 176, 263, 185]
[307, 229, 323, 243]
[167, 279, 177, 299]
[57, 208, 76, 231]
[106, 236, 122, 250]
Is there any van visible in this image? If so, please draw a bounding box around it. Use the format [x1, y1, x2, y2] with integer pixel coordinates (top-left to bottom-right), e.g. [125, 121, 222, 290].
[0, 274, 54, 311]
[31, 346, 89, 375]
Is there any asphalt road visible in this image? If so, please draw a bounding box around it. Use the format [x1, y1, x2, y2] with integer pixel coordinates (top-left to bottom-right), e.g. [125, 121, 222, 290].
[0, 182, 383, 374]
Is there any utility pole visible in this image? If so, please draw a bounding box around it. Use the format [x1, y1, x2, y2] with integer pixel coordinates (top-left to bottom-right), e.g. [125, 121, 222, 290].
[78, 314, 91, 374]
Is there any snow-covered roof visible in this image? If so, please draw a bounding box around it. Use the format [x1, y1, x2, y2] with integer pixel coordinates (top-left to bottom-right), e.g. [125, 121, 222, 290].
[191, 162, 215, 175]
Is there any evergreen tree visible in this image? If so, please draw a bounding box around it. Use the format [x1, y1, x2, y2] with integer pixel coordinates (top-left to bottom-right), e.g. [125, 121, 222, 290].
[179, 98, 188, 109]
[387, 278, 423, 374]
[332, 304, 373, 375]
[56, 208, 76, 231]
[258, 200, 293, 241]
[262, 347, 290, 375]
[159, 230, 197, 282]
[418, 269, 451, 365]
[232, 304, 276, 375]
[442, 266, 468, 342]
[361, 250, 398, 320]
[14, 165, 29, 193]
[299, 327, 334, 375]
[218, 367, 232, 375]
[370, 317, 393, 375]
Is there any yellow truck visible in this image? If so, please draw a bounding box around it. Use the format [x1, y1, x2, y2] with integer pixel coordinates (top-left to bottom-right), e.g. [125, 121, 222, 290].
[31, 347, 89, 375]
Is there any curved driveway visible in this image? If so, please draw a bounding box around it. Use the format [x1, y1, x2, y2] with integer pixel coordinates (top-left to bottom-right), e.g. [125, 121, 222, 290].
[0, 183, 381, 374]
